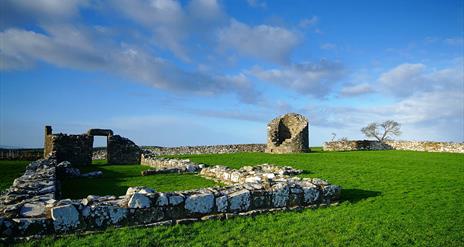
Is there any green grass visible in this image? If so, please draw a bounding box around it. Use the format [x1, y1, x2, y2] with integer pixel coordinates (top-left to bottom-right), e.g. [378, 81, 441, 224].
[2, 150, 463, 246]
[60, 160, 218, 199]
[0, 160, 31, 191]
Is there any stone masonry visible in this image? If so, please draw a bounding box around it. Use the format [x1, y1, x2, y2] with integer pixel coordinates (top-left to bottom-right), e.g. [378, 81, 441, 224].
[44, 126, 141, 165]
[322, 140, 464, 153]
[1, 155, 341, 240]
[265, 113, 310, 153]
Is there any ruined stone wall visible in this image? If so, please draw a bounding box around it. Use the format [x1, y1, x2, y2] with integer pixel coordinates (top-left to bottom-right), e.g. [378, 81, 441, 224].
[265, 113, 309, 154]
[0, 149, 43, 160]
[0, 148, 106, 161]
[141, 154, 202, 174]
[322, 140, 464, 153]
[107, 135, 141, 164]
[144, 144, 266, 155]
[1, 156, 340, 240]
[46, 134, 94, 165]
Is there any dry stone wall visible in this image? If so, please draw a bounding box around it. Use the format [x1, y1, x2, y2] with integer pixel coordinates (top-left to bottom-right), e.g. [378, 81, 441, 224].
[144, 144, 266, 155]
[323, 140, 464, 153]
[0, 149, 43, 160]
[1, 155, 341, 240]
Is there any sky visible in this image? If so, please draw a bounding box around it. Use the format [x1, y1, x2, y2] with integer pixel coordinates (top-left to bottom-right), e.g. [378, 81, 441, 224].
[1, 0, 463, 148]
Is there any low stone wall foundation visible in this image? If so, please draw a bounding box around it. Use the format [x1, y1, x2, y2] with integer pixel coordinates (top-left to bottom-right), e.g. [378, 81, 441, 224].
[323, 140, 464, 153]
[1, 155, 341, 240]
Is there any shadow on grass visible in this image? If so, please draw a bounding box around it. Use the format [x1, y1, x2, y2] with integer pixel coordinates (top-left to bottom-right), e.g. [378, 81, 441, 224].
[340, 189, 381, 203]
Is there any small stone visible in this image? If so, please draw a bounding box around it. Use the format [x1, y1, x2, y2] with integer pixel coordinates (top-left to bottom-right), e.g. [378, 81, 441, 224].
[185, 193, 214, 214]
[157, 193, 169, 206]
[216, 196, 228, 212]
[51, 204, 80, 231]
[128, 193, 151, 208]
[228, 190, 251, 212]
[272, 183, 289, 208]
[168, 194, 184, 206]
[303, 186, 320, 204]
[20, 202, 46, 217]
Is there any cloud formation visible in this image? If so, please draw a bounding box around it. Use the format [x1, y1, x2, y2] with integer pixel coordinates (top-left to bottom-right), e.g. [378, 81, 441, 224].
[218, 19, 301, 64]
[249, 60, 344, 97]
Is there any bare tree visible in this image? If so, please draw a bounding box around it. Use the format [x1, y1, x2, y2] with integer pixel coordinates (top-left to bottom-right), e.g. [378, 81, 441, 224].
[361, 120, 401, 142]
[331, 133, 337, 141]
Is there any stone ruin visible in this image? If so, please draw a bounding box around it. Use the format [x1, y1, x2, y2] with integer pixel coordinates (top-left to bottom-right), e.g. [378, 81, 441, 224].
[0, 153, 341, 240]
[0, 118, 343, 241]
[44, 126, 141, 165]
[265, 113, 310, 153]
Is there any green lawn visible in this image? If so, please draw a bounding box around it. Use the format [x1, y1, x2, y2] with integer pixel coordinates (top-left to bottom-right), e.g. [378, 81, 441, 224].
[2, 150, 463, 246]
[0, 160, 31, 191]
[60, 160, 217, 198]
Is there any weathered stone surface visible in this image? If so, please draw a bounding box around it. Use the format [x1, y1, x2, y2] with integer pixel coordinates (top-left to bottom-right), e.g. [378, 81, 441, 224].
[128, 193, 151, 208]
[303, 186, 320, 204]
[216, 196, 228, 212]
[168, 194, 184, 206]
[323, 140, 464, 153]
[185, 193, 214, 214]
[19, 202, 46, 217]
[44, 126, 141, 166]
[87, 129, 113, 136]
[126, 186, 155, 196]
[13, 218, 53, 236]
[265, 113, 310, 154]
[322, 185, 342, 202]
[144, 144, 266, 156]
[140, 156, 202, 173]
[51, 204, 80, 231]
[107, 135, 141, 164]
[200, 164, 302, 185]
[272, 183, 289, 207]
[157, 193, 169, 206]
[44, 128, 93, 166]
[228, 190, 251, 212]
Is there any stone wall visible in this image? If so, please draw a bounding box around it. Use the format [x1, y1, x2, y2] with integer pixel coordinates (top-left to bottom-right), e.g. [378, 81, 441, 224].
[1, 156, 341, 240]
[323, 140, 464, 153]
[46, 134, 94, 166]
[43, 126, 141, 165]
[144, 144, 266, 155]
[0, 149, 43, 160]
[0, 148, 106, 161]
[107, 135, 141, 164]
[141, 153, 203, 174]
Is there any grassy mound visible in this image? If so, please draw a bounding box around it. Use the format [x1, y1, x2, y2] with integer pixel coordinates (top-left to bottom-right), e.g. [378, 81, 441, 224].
[1, 149, 462, 246]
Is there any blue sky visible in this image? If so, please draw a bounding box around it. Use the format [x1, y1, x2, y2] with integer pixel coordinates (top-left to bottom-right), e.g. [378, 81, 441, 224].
[1, 0, 463, 148]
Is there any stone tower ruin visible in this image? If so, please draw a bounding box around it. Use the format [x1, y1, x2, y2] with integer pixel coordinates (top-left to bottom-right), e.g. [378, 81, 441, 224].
[265, 113, 310, 153]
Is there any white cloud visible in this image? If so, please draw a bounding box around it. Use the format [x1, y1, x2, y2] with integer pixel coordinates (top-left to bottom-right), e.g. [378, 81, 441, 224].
[299, 16, 318, 28]
[2, 0, 87, 28]
[340, 83, 373, 97]
[0, 27, 259, 104]
[378, 62, 463, 98]
[0, 28, 105, 70]
[218, 19, 300, 64]
[249, 60, 344, 97]
[112, 0, 226, 61]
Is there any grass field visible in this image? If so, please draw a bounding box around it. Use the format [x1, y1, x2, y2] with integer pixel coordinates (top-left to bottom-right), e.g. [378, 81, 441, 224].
[2, 149, 463, 246]
[60, 160, 217, 199]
